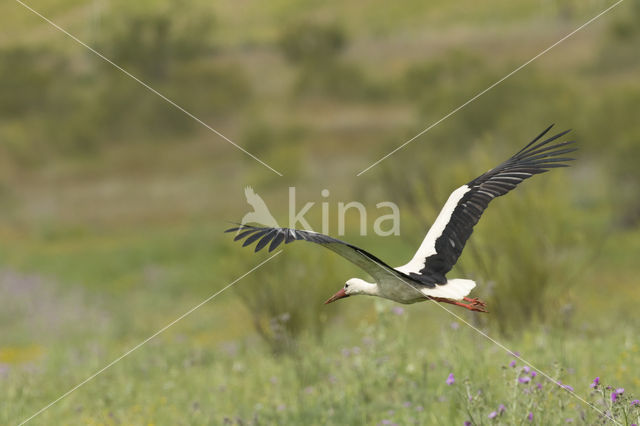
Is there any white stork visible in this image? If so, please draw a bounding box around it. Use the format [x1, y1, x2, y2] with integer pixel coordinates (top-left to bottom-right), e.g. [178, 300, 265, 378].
[226, 125, 575, 312]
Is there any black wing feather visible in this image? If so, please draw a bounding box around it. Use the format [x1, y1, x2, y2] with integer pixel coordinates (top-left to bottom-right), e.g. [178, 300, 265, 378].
[269, 231, 285, 252]
[233, 229, 258, 241]
[255, 229, 277, 252]
[413, 126, 575, 284]
[226, 224, 421, 286]
[242, 229, 269, 247]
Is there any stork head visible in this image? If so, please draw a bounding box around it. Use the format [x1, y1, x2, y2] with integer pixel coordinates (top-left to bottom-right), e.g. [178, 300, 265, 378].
[324, 278, 375, 304]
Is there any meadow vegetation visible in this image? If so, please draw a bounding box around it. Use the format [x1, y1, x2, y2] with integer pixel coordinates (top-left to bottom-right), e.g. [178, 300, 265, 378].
[1, 0, 639, 424]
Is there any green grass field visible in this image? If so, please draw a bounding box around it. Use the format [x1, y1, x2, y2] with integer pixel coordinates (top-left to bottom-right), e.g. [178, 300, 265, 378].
[1, 0, 640, 424]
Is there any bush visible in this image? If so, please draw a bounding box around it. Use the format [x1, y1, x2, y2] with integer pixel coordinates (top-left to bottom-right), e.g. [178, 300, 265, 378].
[99, 4, 217, 82]
[595, 0, 640, 72]
[240, 120, 306, 180]
[278, 22, 346, 66]
[230, 248, 346, 355]
[584, 87, 640, 227]
[0, 47, 64, 118]
[0, 3, 252, 164]
[278, 21, 383, 101]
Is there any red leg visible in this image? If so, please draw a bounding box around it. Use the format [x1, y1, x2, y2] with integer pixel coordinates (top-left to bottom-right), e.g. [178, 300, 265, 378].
[430, 296, 488, 313]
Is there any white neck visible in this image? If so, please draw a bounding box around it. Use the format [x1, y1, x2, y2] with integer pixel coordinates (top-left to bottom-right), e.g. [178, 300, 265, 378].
[347, 278, 380, 297]
[362, 282, 380, 296]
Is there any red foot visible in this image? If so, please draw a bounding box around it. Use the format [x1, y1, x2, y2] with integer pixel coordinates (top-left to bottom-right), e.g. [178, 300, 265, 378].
[454, 299, 488, 313]
[463, 297, 487, 307]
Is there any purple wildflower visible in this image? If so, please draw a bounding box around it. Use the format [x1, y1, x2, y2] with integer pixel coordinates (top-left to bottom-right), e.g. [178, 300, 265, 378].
[590, 377, 600, 388]
[464, 422, 471, 426]
[611, 388, 625, 402]
[536, 383, 543, 391]
[488, 411, 498, 419]
[531, 370, 537, 378]
[451, 322, 460, 330]
[498, 404, 506, 414]
[512, 351, 521, 357]
[403, 401, 411, 408]
[415, 405, 424, 412]
[527, 412, 533, 421]
[519, 376, 531, 384]
[631, 399, 640, 406]
[381, 420, 392, 425]
[566, 418, 573, 423]
[509, 360, 516, 368]
[446, 373, 455, 385]
[392, 306, 405, 316]
[523, 366, 531, 373]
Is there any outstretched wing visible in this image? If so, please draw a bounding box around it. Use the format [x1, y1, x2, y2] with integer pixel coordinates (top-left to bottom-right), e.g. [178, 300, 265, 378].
[226, 224, 410, 284]
[396, 125, 576, 284]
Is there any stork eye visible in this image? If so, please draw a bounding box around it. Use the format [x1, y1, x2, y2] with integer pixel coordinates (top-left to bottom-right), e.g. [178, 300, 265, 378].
[345, 284, 349, 288]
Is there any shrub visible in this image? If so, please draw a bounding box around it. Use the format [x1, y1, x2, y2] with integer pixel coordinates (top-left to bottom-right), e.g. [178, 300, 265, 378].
[230, 248, 345, 355]
[278, 21, 383, 101]
[0, 3, 251, 163]
[278, 21, 346, 66]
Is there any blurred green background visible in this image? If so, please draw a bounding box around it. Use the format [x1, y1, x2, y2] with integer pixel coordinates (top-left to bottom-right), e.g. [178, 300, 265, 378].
[1, 0, 639, 424]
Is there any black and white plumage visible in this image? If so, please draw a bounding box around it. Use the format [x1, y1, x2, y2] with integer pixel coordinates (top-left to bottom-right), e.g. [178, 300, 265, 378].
[227, 126, 576, 312]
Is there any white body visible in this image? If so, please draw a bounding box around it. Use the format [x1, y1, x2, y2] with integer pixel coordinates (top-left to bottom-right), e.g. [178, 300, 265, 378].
[345, 277, 476, 304]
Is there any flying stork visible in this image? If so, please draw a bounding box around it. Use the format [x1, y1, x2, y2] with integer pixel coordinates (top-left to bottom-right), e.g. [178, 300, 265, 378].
[226, 125, 575, 312]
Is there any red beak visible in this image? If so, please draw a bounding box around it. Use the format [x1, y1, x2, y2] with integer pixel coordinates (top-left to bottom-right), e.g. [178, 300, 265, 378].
[325, 288, 349, 304]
